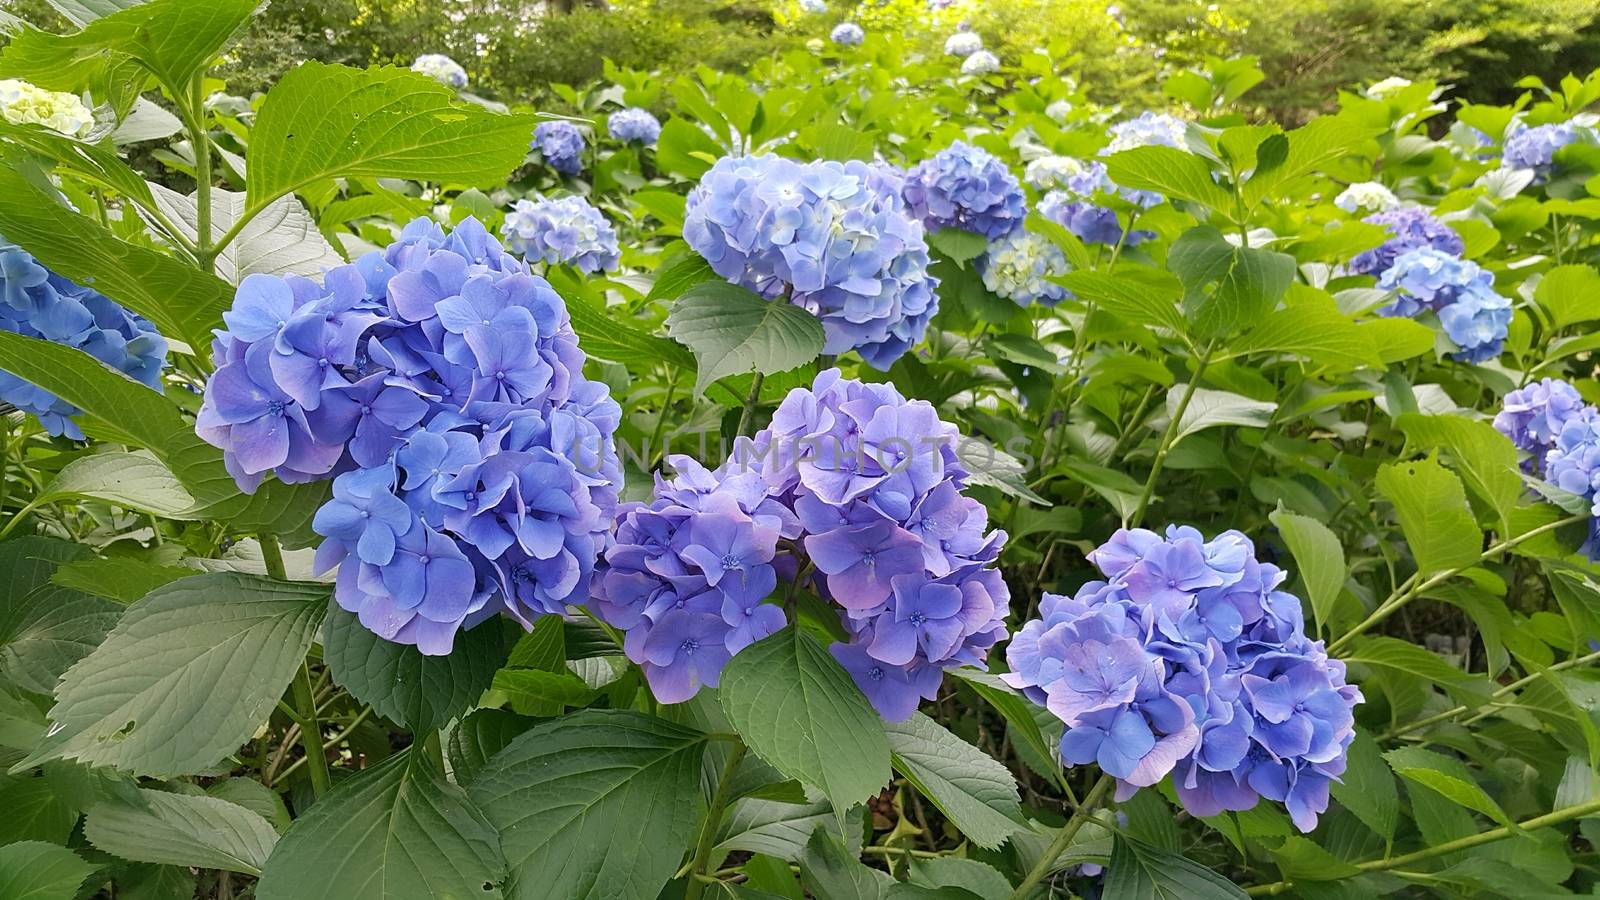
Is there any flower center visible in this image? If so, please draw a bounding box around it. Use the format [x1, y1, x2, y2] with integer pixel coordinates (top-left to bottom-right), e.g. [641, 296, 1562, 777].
[720, 553, 742, 570]
[861, 551, 876, 565]
[266, 400, 286, 417]
[908, 612, 928, 626]
[680, 639, 699, 655]
[867, 666, 884, 681]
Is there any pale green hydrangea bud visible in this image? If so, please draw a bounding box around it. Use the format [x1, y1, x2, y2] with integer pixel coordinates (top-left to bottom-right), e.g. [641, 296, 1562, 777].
[0, 79, 94, 138]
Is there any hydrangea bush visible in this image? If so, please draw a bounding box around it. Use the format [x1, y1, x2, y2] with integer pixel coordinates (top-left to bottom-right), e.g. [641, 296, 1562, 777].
[2, 4, 1599, 900]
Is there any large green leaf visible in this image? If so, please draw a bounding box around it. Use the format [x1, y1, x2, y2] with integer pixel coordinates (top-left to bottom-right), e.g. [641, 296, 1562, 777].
[1268, 509, 1346, 634]
[1241, 114, 1385, 208]
[1535, 264, 1600, 330]
[257, 748, 507, 900]
[446, 708, 535, 787]
[1102, 834, 1248, 899]
[1384, 746, 1512, 827]
[1396, 414, 1522, 530]
[1053, 267, 1188, 336]
[0, 841, 95, 900]
[49, 557, 192, 605]
[797, 828, 895, 900]
[248, 62, 539, 210]
[19, 574, 326, 777]
[714, 796, 861, 862]
[323, 599, 506, 732]
[1374, 458, 1483, 576]
[0, 165, 232, 351]
[469, 709, 706, 900]
[0, 121, 155, 211]
[1171, 388, 1276, 444]
[84, 788, 278, 875]
[0, 582, 121, 695]
[0, 775, 79, 846]
[32, 450, 197, 519]
[666, 282, 825, 394]
[559, 287, 695, 369]
[1328, 732, 1397, 844]
[884, 713, 1023, 849]
[1233, 293, 1381, 370]
[1167, 227, 1296, 340]
[1102, 145, 1234, 209]
[949, 670, 1057, 784]
[1343, 636, 1492, 705]
[719, 627, 891, 820]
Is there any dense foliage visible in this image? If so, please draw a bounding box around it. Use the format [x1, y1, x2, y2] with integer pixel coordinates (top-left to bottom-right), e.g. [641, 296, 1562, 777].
[1, 1, 1600, 899]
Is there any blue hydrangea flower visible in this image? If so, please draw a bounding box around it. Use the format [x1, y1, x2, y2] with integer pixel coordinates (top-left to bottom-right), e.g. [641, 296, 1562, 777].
[799, 0, 827, 12]
[684, 155, 938, 369]
[979, 230, 1069, 306]
[1348, 207, 1464, 276]
[1101, 113, 1190, 207]
[607, 107, 661, 146]
[961, 50, 1000, 76]
[1502, 122, 1591, 181]
[533, 121, 586, 175]
[411, 54, 467, 90]
[1024, 156, 1110, 194]
[0, 234, 168, 439]
[1376, 247, 1510, 363]
[502, 196, 620, 274]
[1005, 526, 1361, 832]
[1547, 408, 1600, 560]
[199, 217, 621, 654]
[903, 141, 1027, 239]
[944, 31, 983, 57]
[1037, 190, 1151, 248]
[591, 369, 1009, 720]
[831, 23, 864, 45]
[1495, 379, 1589, 467]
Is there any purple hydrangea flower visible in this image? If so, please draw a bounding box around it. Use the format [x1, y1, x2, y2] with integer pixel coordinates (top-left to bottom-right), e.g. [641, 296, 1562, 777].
[684, 155, 938, 369]
[591, 369, 1009, 719]
[903, 141, 1027, 239]
[502, 196, 620, 274]
[607, 107, 661, 146]
[1546, 407, 1600, 560]
[202, 217, 621, 654]
[0, 234, 168, 439]
[1495, 378, 1589, 467]
[1005, 526, 1361, 832]
[533, 121, 586, 175]
[1376, 247, 1510, 363]
[831, 22, 864, 45]
[1037, 190, 1151, 248]
[1502, 121, 1591, 181]
[1348, 207, 1464, 276]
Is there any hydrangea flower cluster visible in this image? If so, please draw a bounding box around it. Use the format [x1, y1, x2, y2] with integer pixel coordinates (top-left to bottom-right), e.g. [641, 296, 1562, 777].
[831, 23, 865, 45]
[1348, 206, 1464, 276]
[1375, 247, 1510, 363]
[197, 217, 621, 653]
[1103, 112, 1189, 206]
[0, 235, 167, 438]
[1334, 181, 1400, 214]
[799, 0, 827, 12]
[0, 79, 93, 137]
[607, 107, 661, 146]
[903, 141, 1027, 239]
[1045, 99, 1073, 123]
[1024, 156, 1109, 194]
[1004, 526, 1361, 832]
[1502, 122, 1589, 181]
[1366, 76, 1412, 99]
[1547, 408, 1600, 560]
[945, 31, 983, 57]
[533, 121, 586, 175]
[502, 196, 620, 274]
[683, 155, 938, 369]
[1038, 190, 1150, 248]
[591, 369, 1010, 720]
[961, 50, 1000, 76]
[980, 230, 1068, 306]
[410, 54, 468, 90]
[1494, 378, 1588, 466]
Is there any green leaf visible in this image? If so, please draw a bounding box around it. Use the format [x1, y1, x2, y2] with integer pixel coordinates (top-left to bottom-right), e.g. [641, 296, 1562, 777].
[324, 599, 505, 732]
[0, 120, 156, 210]
[1343, 636, 1492, 705]
[1233, 293, 1381, 370]
[666, 282, 825, 394]
[1396, 413, 1522, 530]
[719, 626, 891, 820]
[0, 775, 79, 845]
[470, 709, 705, 900]
[955, 438, 1048, 505]
[1384, 746, 1512, 827]
[19, 573, 326, 777]
[1268, 509, 1346, 634]
[491, 667, 598, 715]
[248, 62, 539, 210]
[1535, 264, 1600, 330]
[1102, 146, 1234, 209]
[986, 334, 1064, 374]
[1265, 835, 1361, 882]
[42, 0, 145, 27]
[908, 858, 1013, 900]
[927, 228, 989, 265]
[714, 796, 861, 862]
[447, 708, 535, 787]
[0, 582, 121, 695]
[1172, 387, 1276, 444]
[84, 788, 277, 876]
[1168, 227, 1297, 340]
[884, 713, 1022, 849]
[798, 828, 895, 900]
[558, 286, 696, 370]
[1102, 834, 1248, 899]
[1242, 114, 1384, 208]
[257, 748, 506, 900]
[950, 670, 1057, 781]
[0, 165, 233, 351]
[1363, 317, 1436, 363]
[49, 558, 192, 605]
[148, 186, 345, 285]
[647, 253, 717, 302]
[655, 118, 722, 180]
[33, 450, 197, 519]
[0, 841, 94, 900]
[0, 0, 255, 97]
[1327, 732, 1397, 844]
[207, 777, 292, 833]
[1054, 267, 1188, 336]
[1374, 458, 1484, 576]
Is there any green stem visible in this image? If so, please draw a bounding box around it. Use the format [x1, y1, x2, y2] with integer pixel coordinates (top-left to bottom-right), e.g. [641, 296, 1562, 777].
[188, 74, 214, 273]
[261, 533, 331, 798]
[1328, 513, 1586, 656]
[682, 742, 747, 900]
[1008, 772, 1113, 900]
[648, 374, 678, 468]
[735, 372, 764, 439]
[1244, 796, 1600, 896]
[1382, 649, 1600, 742]
[1130, 342, 1216, 529]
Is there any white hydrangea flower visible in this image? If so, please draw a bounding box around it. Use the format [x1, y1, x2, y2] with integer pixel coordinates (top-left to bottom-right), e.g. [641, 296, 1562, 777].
[961, 50, 1000, 76]
[1367, 76, 1412, 99]
[0, 79, 93, 138]
[1333, 181, 1400, 213]
[411, 54, 468, 90]
[1024, 155, 1101, 193]
[981, 230, 1069, 306]
[1045, 99, 1074, 123]
[945, 32, 983, 57]
[799, 0, 827, 12]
